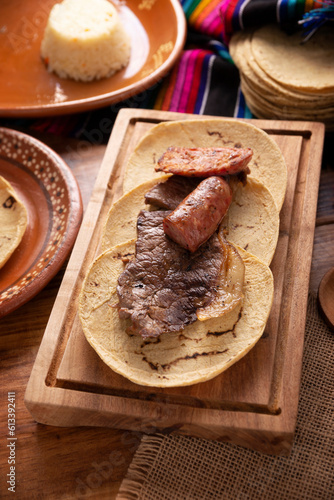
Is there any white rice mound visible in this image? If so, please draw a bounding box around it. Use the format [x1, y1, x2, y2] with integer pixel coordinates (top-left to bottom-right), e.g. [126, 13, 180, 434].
[41, 0, 131, 82]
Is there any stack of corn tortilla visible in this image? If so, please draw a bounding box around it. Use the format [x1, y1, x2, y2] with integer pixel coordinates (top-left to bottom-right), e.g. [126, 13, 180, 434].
[230, 24, 334, 130]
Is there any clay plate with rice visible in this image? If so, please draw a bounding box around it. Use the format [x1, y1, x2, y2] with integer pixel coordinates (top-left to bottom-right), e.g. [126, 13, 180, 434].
[0, 0, 186, 116]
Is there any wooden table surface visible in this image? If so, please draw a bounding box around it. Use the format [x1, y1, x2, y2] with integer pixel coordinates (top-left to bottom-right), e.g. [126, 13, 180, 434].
[1, 124, 333, 499]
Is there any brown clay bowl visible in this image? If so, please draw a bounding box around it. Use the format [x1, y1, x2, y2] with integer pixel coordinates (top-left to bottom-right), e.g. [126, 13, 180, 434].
[0, 128, 83, 319]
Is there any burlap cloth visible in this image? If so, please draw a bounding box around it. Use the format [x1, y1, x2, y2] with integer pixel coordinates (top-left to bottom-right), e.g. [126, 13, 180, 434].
[117, 295, 334, 500]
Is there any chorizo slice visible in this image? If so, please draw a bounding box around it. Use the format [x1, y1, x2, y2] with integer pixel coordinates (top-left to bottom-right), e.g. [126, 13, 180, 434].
[163, 176, 232, 253]
[155, 146, 252, 177]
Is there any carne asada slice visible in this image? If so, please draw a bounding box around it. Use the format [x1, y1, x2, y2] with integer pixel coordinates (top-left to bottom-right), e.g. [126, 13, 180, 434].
[145, 175, 200, 210]
[117, 210, 224, 339]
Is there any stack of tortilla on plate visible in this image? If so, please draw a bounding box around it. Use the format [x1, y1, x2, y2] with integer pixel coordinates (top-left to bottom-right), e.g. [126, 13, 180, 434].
[230, 24, 334, 130]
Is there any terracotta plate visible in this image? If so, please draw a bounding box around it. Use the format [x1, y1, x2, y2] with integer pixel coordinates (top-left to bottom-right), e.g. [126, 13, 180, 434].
[0, 128, 83, 319]
[0, 0, 186, 117]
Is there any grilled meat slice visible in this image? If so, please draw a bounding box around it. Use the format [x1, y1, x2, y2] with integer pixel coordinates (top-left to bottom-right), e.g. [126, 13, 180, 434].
[145, 175, 200, 210]
[155, 146, 252, 177]
[117, 210, 223, 339]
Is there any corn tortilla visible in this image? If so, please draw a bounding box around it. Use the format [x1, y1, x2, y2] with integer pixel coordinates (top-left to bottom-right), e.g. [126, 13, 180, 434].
[79, 241, 273, 388]
[0, 176, 28, 269]
[251, 25, 334, 94]
[230, 29, 334, 104]
[229, 27, 334, 130]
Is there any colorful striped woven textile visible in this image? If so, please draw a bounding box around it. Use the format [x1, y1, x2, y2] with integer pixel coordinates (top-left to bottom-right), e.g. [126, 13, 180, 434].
[219, 0, 333, 43]
[152, 0, 333, 120]
[3, 0, 332, 139]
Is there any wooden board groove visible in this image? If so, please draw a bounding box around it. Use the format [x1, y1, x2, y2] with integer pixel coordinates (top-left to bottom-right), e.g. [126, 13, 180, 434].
[55, 378, 279, 415]
[24, 109, 325, 456]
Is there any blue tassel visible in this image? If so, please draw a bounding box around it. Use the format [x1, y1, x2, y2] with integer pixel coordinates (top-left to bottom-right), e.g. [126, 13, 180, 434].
[298, 2, 334, 41]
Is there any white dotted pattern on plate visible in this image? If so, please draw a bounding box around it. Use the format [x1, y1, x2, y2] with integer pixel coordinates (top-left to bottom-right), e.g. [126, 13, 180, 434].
[0, 130, 69, 304]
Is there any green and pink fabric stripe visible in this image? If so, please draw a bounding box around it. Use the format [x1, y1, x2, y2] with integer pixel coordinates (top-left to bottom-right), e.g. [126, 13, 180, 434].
[155, 49, 215, 114]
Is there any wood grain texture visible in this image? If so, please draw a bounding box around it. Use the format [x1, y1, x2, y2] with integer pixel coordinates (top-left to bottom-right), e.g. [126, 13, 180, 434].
[22, 109, 325, 457]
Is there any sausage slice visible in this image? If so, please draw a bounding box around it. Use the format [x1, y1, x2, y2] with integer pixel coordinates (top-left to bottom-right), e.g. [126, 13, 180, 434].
[163, 176, 232, 252]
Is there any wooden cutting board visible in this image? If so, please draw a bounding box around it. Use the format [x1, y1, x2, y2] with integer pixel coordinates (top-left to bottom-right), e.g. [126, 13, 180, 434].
[24, 109, 325, 456]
